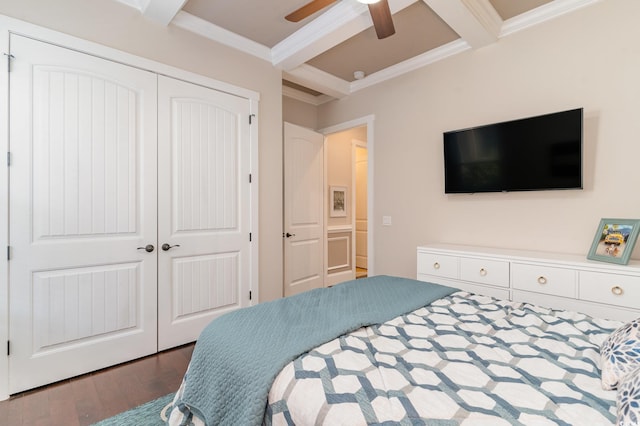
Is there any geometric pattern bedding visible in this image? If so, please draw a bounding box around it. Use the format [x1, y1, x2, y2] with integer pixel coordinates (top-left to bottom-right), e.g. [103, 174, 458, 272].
[265, 292, 621, 425]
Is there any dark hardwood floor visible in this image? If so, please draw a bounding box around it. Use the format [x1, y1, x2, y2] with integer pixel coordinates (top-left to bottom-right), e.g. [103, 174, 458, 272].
[0, 343, 194, 426]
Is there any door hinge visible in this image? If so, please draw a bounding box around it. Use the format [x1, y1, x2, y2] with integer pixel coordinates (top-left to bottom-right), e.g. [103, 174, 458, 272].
[3, 53, 14, 72]
[249, 232, 252, 242]
[249, 173, 252, 183]
[7, 341, 10, 356]
[249, 114, 255, 125]
[6, 246, 10, 261]
[249, 291, 252, 301]
[7, 152, 11, 167]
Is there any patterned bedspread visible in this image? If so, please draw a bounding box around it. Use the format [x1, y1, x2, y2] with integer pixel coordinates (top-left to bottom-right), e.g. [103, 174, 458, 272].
[265, 291, 620, 425]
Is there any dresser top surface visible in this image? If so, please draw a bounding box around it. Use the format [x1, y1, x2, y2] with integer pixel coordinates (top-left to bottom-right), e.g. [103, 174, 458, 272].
[418, 243, 640, 273]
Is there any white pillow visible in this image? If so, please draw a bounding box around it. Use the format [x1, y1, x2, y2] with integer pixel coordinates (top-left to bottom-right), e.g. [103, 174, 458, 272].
[617, 366, 640, 426]
[601, 318, 640, 390]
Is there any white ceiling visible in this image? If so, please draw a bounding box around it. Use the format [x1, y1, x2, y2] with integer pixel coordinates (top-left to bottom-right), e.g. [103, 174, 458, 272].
[115, 0, 601, 104]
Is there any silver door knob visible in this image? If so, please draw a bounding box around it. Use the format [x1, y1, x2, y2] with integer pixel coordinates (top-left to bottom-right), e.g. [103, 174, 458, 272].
[137, 244, 155, 253]
[161, 243, 181, 251]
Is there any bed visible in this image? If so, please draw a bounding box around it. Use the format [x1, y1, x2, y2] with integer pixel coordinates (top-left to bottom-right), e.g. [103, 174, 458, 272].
[167, 276, 639, 426]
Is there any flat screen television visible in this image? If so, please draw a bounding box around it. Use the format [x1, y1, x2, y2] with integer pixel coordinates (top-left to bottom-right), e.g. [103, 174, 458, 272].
[443, 108, 583, 194]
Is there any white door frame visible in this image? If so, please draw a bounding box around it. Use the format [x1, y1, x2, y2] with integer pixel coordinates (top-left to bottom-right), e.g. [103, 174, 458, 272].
[0, 16, 10, 403]
[352, 140, 367, 273]
[319, 115, 375, 277]
[0, 14, 259, 400]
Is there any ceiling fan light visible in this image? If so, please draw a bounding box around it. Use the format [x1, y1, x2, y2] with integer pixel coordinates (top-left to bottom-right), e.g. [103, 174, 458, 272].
[357, 0, 381, 4]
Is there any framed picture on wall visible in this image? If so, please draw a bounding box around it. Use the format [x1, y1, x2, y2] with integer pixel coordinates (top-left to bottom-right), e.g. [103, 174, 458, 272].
[330, 186, 347, 217]
[587, 218, 640, 265]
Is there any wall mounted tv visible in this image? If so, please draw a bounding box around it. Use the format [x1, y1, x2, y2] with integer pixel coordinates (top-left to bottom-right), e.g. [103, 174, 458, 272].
[443, 108, 583, 194]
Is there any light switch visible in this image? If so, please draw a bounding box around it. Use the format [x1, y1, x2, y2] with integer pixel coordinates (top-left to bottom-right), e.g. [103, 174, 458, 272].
[382, 216, 392, 226]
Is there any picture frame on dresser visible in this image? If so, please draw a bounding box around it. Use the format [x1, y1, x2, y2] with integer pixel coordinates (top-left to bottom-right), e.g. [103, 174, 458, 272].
[587, 218, 640, 265]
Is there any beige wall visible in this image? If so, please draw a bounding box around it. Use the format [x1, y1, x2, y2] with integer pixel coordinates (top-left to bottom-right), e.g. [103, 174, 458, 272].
[0, 0, 284, 301]
[283, 96, 318, 130]
[318, 0, 640, 278]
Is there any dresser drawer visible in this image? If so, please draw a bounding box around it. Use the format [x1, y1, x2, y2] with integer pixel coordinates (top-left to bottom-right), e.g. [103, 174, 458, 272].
[512, 263, 576, 298]
[417, 252, 458, 279]
[579, 271, 640, 310]
[460, 257, 509, 288]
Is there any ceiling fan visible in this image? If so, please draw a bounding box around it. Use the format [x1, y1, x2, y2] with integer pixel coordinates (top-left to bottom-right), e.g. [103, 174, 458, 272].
[285, 0, 396, 39]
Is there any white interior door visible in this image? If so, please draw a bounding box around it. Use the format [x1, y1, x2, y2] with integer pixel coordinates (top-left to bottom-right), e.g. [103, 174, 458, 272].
[283, 122, 324, 296]
[8, 35, 158, 393]
[355, 145, 368, 269]
[157, 76, 252, 350]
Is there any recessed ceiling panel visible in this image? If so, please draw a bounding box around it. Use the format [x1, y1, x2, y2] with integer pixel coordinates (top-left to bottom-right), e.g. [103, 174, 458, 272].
[183, 0, 329, 47]
[489, 0, 553, 20]
[306, 2, 459, 82]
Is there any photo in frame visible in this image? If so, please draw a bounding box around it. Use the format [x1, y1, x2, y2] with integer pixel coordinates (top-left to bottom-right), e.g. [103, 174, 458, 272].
[587, 218, 640, 265]
[330, 186, 347, 217]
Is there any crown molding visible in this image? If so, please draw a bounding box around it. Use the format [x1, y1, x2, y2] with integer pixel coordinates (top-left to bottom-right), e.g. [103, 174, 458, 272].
[114, 0, 603, 102]
[350, 39, 471, 93]
[171, 11, 272, 62]
[272, 1, 368, 70]
[142, 0, 187, 26]
[424, 0, 499, 48]
[284, 64, 351, 99]
[114, 0, 143, 9]
[282, 85, 334, 106]
[461, 0, 503, 39]
[272, 0, 417, 70]
[500, 0, 602, 37]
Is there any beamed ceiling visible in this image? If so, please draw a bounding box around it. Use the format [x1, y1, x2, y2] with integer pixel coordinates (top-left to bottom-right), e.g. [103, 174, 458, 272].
[115, 0, 599, 104]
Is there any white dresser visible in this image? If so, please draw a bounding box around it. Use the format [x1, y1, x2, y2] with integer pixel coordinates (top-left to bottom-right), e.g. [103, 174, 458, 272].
[417, 244, 640, 322]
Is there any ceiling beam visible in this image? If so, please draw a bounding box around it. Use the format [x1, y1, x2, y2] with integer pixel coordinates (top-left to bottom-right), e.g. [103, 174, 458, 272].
[283, 64, 351, 99]
[141, 0, 188, 26]
[171, 11, 272, 62]
[273, 0, 418, 71]
[423, 0, 502, 48]
[282, 85, 334, 106]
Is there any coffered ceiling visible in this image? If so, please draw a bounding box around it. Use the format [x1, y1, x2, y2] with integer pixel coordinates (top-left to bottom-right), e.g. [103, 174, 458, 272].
[115, 0, 599, 104]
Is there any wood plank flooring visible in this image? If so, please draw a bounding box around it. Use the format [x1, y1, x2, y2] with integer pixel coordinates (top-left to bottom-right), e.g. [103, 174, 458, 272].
[0, 343, 194, 426]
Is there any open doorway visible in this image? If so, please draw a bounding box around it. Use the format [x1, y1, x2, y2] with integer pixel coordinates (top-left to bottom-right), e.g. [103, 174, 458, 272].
[321, 115, 374, 286]
[353, 141, 368, 279]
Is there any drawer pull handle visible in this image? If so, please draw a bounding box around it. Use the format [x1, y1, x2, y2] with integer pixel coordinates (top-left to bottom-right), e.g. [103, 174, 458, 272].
[433, 262, 440, 270]
[537, 276, 547, 285]
[611, 286, 624, 296]
[479, 268, 487, 277]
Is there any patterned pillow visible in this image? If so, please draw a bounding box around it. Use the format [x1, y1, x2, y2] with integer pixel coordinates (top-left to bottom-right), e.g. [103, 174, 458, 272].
[617, 366, 640, 426]
[601, 318, 640, 390]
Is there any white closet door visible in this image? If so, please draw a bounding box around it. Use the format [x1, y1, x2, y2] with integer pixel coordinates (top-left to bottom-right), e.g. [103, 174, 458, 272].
[157, 76, 252, 350]
[8, 35, 158, 393]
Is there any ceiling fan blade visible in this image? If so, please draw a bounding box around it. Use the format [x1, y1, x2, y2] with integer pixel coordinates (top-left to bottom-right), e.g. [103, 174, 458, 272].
[368, 0, 395, 39]
[285, 0, 338, 22]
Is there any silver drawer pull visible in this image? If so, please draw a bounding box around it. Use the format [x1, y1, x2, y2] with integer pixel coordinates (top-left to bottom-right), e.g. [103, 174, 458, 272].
[537, 276, 548, 285]
[433, 262, 440, 270]
[479, 268, 487, 277]
[611, 286, 624, 296]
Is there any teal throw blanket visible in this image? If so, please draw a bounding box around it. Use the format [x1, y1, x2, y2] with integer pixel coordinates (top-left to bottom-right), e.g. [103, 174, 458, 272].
[176, 275, 456, 426]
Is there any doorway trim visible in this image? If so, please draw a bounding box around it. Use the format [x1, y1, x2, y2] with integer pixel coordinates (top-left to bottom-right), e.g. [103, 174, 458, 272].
[352, 139, 367, 275]
[319, 115, 374, 277]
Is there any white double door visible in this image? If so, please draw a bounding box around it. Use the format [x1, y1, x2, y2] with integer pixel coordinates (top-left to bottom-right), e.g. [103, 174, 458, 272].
[8, 35, 251, 393]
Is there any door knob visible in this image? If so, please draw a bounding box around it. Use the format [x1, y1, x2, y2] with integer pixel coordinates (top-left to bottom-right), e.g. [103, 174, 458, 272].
[285, 232, 296, 238]
[137, 244, 155, 253]
[162, 243, 181, 251]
